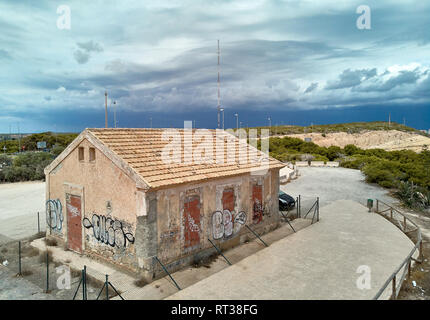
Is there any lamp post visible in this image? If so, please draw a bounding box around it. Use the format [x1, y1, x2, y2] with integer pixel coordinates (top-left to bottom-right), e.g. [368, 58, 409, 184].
[220, 108, 225, 130]
[268, 116, 272, 136]
[234, 113, 238, 131]
[104, 91, 108, 128]
[112, 101, 117, 128]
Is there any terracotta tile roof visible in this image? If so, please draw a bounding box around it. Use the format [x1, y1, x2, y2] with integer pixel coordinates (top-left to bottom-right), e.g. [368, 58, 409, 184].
[88, 128, 285, 189]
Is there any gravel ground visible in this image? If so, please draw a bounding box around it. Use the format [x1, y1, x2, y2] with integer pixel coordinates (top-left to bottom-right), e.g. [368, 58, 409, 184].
[281, 166, 395, 208]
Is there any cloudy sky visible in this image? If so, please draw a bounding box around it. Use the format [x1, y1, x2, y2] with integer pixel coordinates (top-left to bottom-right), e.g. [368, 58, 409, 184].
[1, 0, 429, 132]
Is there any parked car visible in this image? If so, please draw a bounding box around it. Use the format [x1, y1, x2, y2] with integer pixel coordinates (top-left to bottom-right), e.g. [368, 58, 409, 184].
[279, 191, 295, 211]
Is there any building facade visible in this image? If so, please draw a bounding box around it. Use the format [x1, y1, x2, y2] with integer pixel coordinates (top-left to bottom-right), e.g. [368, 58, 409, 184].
[44, 128, 284, 280]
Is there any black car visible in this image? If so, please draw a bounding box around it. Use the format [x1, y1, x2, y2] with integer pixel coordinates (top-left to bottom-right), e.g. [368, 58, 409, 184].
[279, 191, 295, 211]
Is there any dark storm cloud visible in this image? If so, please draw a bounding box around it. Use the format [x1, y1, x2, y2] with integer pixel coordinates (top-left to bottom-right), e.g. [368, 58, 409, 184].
[1, 0, 430, 132]
[325, 68, 377, 90]
[355, 69, 422, 92]
[304, 83, 318, 94]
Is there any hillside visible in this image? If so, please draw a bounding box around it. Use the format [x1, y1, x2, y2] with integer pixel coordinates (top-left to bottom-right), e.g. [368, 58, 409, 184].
[255, 122, 430, 152]
[287, 130, 430, 152]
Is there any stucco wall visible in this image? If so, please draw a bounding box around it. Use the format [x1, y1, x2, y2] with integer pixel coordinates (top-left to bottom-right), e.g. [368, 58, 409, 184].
[142, 168, 280, 276]
[46, 138, 139, 269]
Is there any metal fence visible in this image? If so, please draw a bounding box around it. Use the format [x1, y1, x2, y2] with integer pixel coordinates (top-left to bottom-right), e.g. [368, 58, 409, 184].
[373, 199, 423, 300]
[294, 195, 320, 224]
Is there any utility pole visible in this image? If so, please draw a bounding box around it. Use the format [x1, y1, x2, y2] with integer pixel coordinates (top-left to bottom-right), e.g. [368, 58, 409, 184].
[388, 112, 391, 128]
[220, 108, 225, 130]
[17, 122, 21, 153]
[217, 40, 221, 129]
[104, 91, 108, 128]
[113, 101, 117, 128]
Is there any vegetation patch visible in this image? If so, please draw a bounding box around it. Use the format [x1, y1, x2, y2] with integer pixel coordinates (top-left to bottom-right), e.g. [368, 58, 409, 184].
[44, 238, 58, 247]
[134, 277, 147, 287]
[269, 135, 430, 210]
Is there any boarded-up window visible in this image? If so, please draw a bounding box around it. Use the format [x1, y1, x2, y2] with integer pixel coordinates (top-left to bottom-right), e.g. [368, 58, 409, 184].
[78, 147, 84, 161]
[252, 184, 263, 224]
[89, 147, 96, 161]
[183, 195, 200, 249]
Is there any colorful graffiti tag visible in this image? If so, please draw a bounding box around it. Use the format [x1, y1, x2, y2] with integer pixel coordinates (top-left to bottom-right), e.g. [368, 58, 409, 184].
[211, 210, 247, 240]
[82, 214, 135, 248]
[46, 199, 63, 232]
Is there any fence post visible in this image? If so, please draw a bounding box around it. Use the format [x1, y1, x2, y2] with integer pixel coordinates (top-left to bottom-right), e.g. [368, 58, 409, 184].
[83, 266, 87, 300]
[391, 275, 396, 300]
[419, 241, 423, 260]
[403, 216, 407, 231]
[408, 259, 411, 278]
[390, 209, 393, 219]
[46, 251, 49, 293]
[317, 197, 320, 222]
[37, 212, 40, 233]
[105, 275, 109, 300]
[18, 241, 22, 276]
[376, 199, 379, 213]
[296, 197, 299, 218]
[299, 195, 301, 218]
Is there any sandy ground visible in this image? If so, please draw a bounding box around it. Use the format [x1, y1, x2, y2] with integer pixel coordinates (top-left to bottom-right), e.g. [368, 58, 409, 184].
[285, 130, 430, 152]
[0, 181, 46, 244]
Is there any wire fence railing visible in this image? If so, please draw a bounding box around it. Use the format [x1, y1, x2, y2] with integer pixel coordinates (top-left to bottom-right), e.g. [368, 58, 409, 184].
[373, 199, 423, 300]
[292, 195, 320, 224]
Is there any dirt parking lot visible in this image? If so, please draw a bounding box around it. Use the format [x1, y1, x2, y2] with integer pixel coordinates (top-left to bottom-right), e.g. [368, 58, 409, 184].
[281, 166, 395, 207]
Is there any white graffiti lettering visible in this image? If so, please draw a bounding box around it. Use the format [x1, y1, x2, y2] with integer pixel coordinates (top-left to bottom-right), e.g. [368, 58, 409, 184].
[212, 210, 247, 240]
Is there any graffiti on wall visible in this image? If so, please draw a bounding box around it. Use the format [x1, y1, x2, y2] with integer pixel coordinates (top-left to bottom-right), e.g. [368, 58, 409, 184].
[82, 214, 135, 248]
[252, 184, 263, 224]
[46, 199, 63, 232]
[212, 210, 247, 240]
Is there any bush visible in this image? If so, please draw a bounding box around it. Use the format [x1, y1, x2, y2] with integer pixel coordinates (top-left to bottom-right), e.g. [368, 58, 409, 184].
[268, 135, 429, 210]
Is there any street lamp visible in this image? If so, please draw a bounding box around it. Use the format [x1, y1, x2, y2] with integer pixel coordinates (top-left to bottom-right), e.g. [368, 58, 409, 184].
[111, 100, 117, 128]
[268, 116, 272, 136]
[234, 113, 239, 131]
[220, 108, 225, 130]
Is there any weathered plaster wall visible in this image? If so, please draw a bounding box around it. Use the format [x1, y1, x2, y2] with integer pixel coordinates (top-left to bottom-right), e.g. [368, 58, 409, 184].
[47, 138, 139, 269]
[147, 168, 280, 276]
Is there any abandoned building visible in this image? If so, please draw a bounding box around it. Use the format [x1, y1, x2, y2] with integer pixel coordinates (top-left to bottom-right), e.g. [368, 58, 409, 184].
[44, 128, 285, 279]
